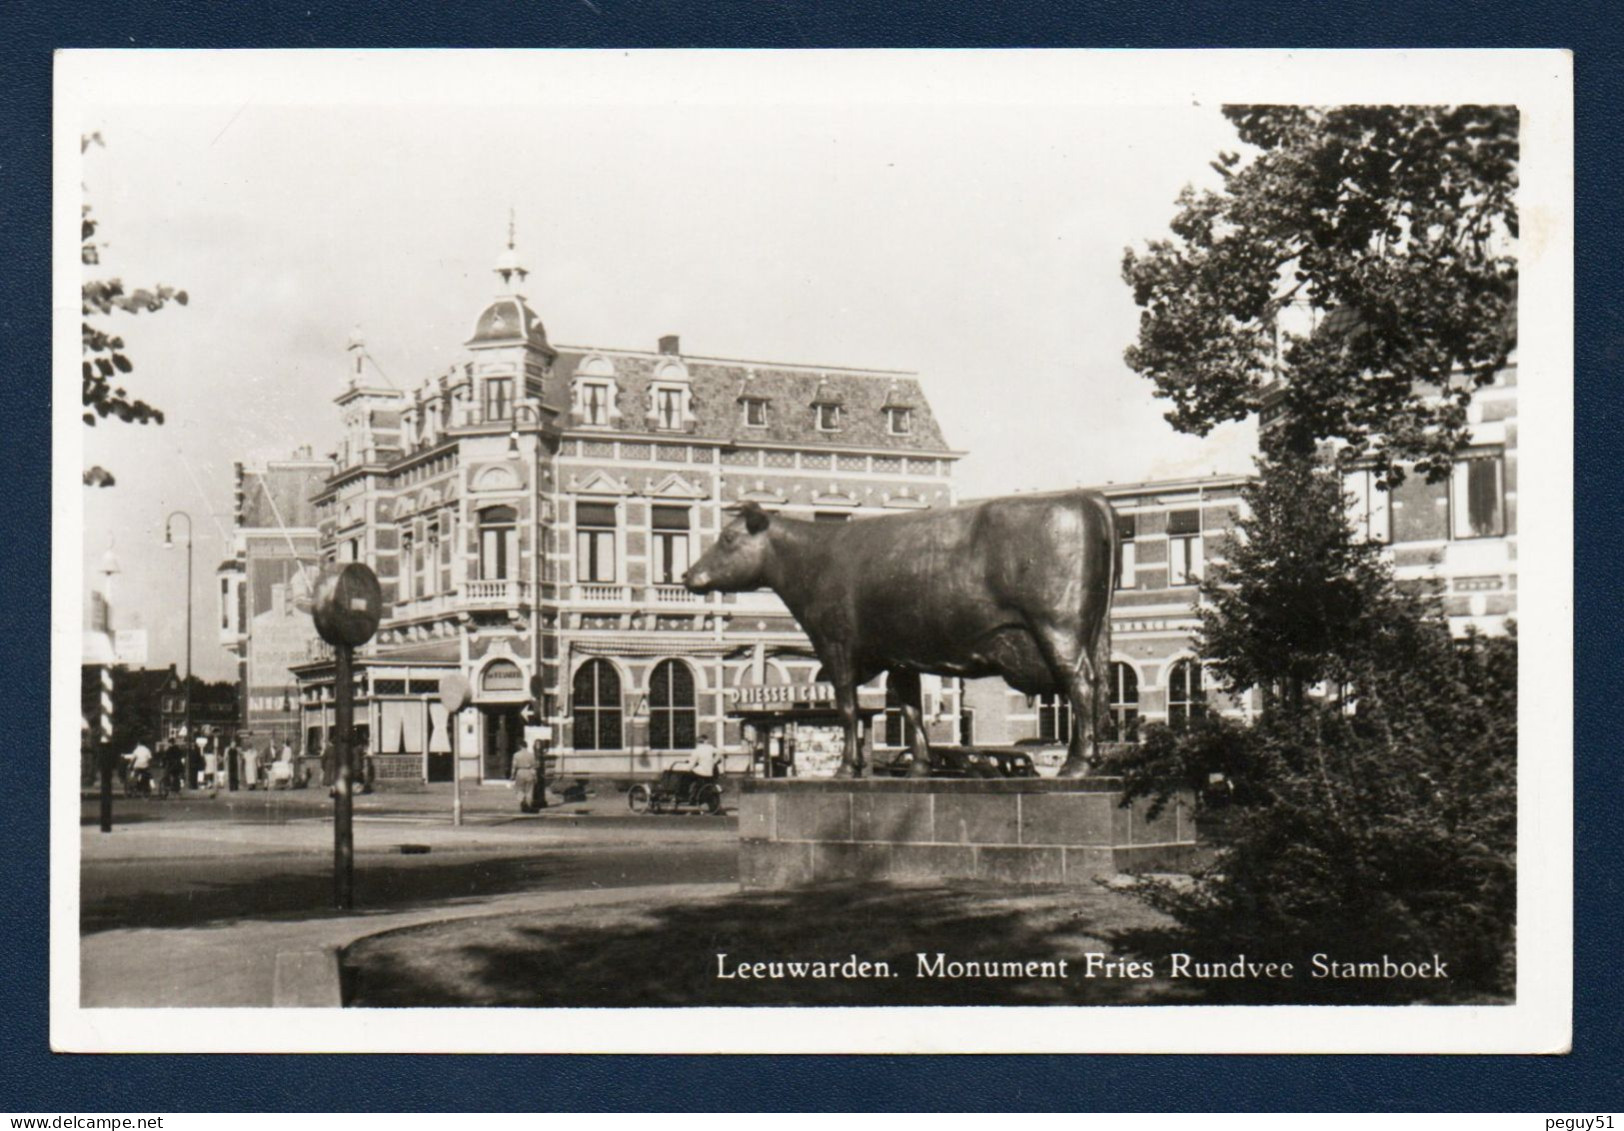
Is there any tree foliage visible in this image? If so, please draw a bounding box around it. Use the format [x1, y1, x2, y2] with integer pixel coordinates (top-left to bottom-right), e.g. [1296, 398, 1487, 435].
[1197, 449, 1435, 706]
[1112, 627, 1517, 1000]
[1102, 450, 1518, 999]
[81, 132, 187, 487]
[1121, 105, 1518, 484]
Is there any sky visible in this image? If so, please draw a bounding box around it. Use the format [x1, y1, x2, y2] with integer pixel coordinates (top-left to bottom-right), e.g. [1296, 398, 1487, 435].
[75, 56, 1260, 681]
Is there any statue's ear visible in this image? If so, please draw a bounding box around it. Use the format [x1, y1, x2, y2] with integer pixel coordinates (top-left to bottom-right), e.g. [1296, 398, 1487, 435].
[739, 500, 771, 535]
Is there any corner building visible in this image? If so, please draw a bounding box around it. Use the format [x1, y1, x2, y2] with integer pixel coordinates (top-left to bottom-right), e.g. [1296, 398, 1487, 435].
[292, 244, 961, 784]
[218, 448, 330, 759]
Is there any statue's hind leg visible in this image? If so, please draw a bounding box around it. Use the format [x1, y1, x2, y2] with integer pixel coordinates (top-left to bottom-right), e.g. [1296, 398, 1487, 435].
[1029, 624, 1097, 777]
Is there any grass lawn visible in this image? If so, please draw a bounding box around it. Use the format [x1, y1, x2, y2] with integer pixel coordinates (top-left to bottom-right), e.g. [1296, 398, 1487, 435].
[342, 878, 1500, 1007]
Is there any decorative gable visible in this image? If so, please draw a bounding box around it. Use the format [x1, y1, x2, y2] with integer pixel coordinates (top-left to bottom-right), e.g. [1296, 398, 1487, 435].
[734, 480, 788, 506]
[643, 473, 708, 500]
[473, 464, 521, 493]
[812, 486, 860, 508]
[569, 469, 633, 496]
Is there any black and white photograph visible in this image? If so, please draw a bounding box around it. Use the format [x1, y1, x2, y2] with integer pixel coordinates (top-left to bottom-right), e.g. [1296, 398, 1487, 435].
[52, 49, 1572, 1054]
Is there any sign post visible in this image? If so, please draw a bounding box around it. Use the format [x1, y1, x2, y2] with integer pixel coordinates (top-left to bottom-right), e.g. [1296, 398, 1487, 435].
[437, 673, 472, 828]
[311, 562, 382, 911]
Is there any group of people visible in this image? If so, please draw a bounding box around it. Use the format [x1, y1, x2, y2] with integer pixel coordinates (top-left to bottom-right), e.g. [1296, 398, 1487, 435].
[223, 741, 299, 789]
[120, 738, 301, 793]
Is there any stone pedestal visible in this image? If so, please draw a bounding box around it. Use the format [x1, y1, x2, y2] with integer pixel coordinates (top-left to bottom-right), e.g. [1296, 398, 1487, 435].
[738, 776, 1196, 889]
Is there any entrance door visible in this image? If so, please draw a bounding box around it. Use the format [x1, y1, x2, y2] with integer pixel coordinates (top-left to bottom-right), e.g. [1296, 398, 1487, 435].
[482, 706, 525, 781]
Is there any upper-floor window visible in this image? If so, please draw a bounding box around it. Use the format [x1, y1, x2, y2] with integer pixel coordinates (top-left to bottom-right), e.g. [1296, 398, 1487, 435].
[219, 578, 231, 631]
[478, 506, 517, 581]
[576, 502, 617, 583]
[742, 398, 768, 427]
[885, 407, 912, 435]
[1115, 514, 1137, 589]
[1167, 510, 1201, 587]
[655, 388, 684, 431]
[484, 377, 513, 423]
[651, 505, 691, 585]
[400, 531, 415, 601]
[1451, 453, 1506, 539]
[815, 403, 842, 432]
[420, 521, 436, 598]
[580, 381, 611, 426]
[1344, 468, 1392, 543]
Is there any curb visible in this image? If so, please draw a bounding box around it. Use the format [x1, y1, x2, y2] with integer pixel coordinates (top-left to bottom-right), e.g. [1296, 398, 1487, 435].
[272, 947, 344, 1007]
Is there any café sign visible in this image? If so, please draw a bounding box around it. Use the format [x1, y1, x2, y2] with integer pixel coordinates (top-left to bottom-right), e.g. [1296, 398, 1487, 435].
[730, 682, 837, 710]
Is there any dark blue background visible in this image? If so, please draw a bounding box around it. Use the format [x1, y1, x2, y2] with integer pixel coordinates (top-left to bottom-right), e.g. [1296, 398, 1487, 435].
[3, 2, 1615, 1112]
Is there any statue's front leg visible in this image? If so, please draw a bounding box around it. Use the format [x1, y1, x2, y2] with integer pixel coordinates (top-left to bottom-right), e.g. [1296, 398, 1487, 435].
[833, 677, 862, 778]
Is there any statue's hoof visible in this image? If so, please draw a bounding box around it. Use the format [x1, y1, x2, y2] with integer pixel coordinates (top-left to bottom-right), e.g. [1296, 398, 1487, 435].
[1056, 760, 1089, 779]
[833, 765, 857, 780]
[906, 762, 933, 779]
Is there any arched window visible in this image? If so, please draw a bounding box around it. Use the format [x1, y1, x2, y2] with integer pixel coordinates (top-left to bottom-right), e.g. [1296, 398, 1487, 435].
[648, 659, 697, 750]
[882, 680, 917, 748]
[1105, 662, 1140, 743]
[572, 660, 622, 750]
[1167, 659, 1206, 731]
[479, 505, 517, 581]
[1037, 693, 1072, 745]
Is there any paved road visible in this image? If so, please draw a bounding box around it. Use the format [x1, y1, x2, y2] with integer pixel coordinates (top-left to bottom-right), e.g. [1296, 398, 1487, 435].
[76, 787, 741, 1009]
[81, 784, 738, 935]
[82, 839, 739, 934]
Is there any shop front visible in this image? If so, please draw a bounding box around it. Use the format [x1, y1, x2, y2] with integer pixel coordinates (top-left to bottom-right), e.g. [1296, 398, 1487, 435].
[728, 681, 882, 779]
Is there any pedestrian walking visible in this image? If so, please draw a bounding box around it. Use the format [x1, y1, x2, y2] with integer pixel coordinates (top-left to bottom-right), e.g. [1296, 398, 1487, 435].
[512, 744, 539, 813]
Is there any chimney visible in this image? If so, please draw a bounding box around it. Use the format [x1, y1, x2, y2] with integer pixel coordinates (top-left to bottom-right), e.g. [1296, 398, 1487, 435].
[658, 334, 681, 356]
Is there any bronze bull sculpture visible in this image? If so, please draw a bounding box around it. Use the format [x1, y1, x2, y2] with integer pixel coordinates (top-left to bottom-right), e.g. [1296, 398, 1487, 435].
[684, 490, 1117, 778]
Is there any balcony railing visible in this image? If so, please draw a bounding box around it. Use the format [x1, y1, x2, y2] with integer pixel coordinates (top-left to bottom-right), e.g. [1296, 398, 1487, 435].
[573, 583, 632, 604]
[649, 585, 703, 605]
[463, 579, 532, 606]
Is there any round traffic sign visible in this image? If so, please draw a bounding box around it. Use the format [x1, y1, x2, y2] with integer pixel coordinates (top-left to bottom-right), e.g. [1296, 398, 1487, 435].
[438, 672, 472, 713]
[311, 562, 383, 647]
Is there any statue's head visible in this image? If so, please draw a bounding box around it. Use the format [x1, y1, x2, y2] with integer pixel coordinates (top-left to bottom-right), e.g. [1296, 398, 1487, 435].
[684, 501, 773, 593]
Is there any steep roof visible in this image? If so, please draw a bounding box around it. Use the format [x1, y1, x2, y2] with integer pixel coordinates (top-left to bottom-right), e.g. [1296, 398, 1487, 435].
[239, 463, 328, 530]
[547, 348, 953, 454]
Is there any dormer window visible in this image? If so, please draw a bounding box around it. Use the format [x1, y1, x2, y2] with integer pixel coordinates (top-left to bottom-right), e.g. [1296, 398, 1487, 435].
[655, 387, 684, 431]
[742, 398, 768, 427]
[885, 407, 912, 435]
[816, 403, 842, 432]
[581, 381, 611, 426]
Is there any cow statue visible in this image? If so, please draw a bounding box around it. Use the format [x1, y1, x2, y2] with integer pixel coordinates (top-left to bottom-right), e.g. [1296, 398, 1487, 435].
[683, 491, 1118, 778]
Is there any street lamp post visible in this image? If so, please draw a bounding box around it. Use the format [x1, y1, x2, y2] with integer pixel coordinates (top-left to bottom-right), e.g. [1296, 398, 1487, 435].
[507, 401, 551, 770]
[163, 511, 194, 791]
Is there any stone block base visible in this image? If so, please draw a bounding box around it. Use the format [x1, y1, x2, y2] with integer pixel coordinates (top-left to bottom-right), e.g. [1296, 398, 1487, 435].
[739, 777, 1197, 889]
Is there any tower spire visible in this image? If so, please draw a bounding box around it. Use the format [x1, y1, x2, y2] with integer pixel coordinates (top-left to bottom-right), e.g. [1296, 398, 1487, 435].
[495, 209, 528, 294]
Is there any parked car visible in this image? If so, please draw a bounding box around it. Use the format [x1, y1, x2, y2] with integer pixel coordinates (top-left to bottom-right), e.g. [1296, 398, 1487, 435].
[873, 747, 1005, 779]
[1012, 738, 1069, 778]
[983, 748, 1039, 778]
